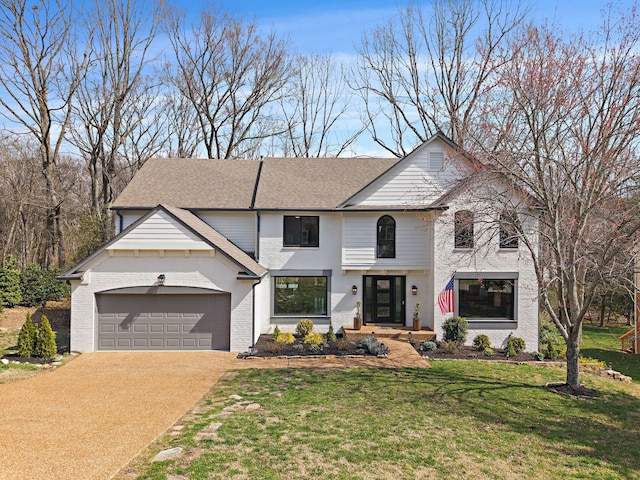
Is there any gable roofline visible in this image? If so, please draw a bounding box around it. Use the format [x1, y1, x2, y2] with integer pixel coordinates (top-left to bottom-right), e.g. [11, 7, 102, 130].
[59, 205, 266, 280]
[337, 132, 472, 208]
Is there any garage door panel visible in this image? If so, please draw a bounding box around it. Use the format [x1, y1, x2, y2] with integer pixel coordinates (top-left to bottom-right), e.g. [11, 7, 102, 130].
[96, 294, 230, 351]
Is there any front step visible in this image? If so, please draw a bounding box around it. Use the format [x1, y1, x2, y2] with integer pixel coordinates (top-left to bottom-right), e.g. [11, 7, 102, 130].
[343, 325, 436, 343]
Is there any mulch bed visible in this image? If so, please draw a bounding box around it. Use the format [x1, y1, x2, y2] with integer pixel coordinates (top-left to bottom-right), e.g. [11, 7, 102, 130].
[245, 334, 380, 358]
[1, 353, 55, 364]
[414, 343, 542, 362]
[545, 382, 599, 398]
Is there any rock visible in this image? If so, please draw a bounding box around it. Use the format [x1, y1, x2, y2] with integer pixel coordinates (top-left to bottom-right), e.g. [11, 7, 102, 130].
[229, 394, 243, 400]
[202, 422, 223, 433]
[244, 403, 261, 411]
[222, 404, 245, 412]
[1, 358, 9, 365]
[270, 391, 283, 397]
[151, 447, 182, 462]
[172, 425, 185, 431]
[212, 411, 234, 418]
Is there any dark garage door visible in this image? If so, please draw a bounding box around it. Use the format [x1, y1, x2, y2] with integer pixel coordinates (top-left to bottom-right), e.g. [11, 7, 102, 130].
[96, 293, 230, 350]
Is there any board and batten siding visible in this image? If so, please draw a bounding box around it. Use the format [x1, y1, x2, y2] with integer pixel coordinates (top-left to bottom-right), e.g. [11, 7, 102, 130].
[109, 210, 210, 250]
[342, 213, 431, 270]
[348, 141, 460, 207]
[197, 211, 256, 254]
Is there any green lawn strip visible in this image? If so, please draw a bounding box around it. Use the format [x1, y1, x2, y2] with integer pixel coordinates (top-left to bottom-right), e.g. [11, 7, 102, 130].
[581, 325, 640, 383]
[128, 363, 640, 480]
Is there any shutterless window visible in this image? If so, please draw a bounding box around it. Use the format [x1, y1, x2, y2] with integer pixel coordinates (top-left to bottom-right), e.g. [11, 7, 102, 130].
[273, 276, 327, 315]
[377, 215, 396, 258]
[499, 211, 519, 249]
[458, 279, 515, 320]
[454, 210, 474, 248]
[283, 216, 319, 247]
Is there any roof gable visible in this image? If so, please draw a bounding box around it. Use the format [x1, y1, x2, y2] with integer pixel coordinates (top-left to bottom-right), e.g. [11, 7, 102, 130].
[60, 205, 266, 279]
[341, 133, 472, 208]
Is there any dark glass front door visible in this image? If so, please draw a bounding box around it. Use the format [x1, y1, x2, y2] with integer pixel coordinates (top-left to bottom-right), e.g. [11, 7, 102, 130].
[364, 276, 405, 324]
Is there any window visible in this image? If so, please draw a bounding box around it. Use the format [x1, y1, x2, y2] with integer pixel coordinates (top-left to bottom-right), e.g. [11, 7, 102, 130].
[458, 278, 516, 320]
[499, 211, 519, 249]
[454, 210, 474, 248]
[283, 216, 319, 247]
[377, 215, 396, 258]
[274, 276, 327, 315]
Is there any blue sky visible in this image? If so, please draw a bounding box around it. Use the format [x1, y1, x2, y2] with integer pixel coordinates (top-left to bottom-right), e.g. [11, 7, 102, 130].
[173, 0, 628, 55]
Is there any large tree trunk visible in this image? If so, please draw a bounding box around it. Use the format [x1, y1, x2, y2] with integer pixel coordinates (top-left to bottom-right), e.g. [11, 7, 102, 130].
[565, 327, 582, 388]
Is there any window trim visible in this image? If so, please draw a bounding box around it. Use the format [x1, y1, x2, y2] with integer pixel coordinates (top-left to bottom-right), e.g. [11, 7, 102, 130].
[454, 272, 518, 327]
[283, 215, 319, 248]
[454, 210, 474, 249]
[499, 211, 519, 249]
[376, 215, 396, 258]
[271, 269, 331, 319]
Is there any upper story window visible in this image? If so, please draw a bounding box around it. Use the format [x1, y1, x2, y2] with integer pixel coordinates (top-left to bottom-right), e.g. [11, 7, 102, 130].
[499, 210, 519, 249]
[454, 210, 474, 249]
[377, 215, 396, 258]
[283, 216, 319, 247]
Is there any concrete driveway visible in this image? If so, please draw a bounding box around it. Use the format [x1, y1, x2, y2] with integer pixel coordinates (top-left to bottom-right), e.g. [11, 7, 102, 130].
[0, 352, 240, 480]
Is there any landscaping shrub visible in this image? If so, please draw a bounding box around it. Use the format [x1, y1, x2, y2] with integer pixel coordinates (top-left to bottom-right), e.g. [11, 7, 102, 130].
[335, 337, 351, 351]
[264, 341, 283, 354]
[439, 340, 459, 354]
[304, 332, 323, 346]
[442, 316, 468, 344]
[0, 255, 22, 308]
[360, 336, 389, 356]
[326, 323, 336, 342]
[472, 334, 491, 351]
[483, 347, 494, 357]
[533, 351, 544, 361]
[17, 313, 37, 357]
[295, 318, 314, 337]
[544, 341, 560, 360]
[276, 332, 295, 344]
[420, 340, 437, 352]
[540, 317, 562, 346]
[33, 315, 57, 359]
[505, 337, 526, 358]
[272, 325, 281, 341]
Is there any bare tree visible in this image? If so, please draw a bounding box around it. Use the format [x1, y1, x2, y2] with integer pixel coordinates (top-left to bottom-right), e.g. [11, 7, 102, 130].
[160, 90, 203, 158]
[0, 0, 90, 267]
[470, 13, 640, 390]
[278, 54, 363, 157]
[162, 4, 292, 159]
[69, 0, 162, 242]
[350, 0, 527, 157]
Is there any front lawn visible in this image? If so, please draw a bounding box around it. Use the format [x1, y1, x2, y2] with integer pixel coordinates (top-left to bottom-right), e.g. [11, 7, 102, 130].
[119, 363, 640, 480]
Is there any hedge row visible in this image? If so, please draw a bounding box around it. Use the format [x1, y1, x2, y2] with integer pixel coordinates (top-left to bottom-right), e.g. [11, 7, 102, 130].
[0, 255, 70, 309]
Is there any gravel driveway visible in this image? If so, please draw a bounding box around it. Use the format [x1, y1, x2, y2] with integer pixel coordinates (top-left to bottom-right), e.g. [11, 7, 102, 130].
[0, 351, 240, 480]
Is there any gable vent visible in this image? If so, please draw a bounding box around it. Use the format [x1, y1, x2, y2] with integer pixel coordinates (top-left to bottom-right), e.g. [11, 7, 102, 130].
[429, 151, 444, 172]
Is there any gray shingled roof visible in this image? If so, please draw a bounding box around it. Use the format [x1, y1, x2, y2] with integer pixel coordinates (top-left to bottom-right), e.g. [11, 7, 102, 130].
[113, 156, 399, 210]
[113, 158, 261, 209]
[254, 157, 398, 209]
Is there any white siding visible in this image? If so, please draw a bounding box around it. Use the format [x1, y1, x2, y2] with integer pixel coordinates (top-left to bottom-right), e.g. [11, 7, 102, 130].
[348, 139, 464, 206]
[119, 210, 147, 232]
[109, 210, 210, 250]
[197, 211, 256, 253]
[342, 213, 431, 270]
[431, 187, 539, 351]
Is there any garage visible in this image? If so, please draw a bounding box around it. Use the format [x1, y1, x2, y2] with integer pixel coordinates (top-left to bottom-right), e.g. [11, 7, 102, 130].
[96, 287, 231, 350]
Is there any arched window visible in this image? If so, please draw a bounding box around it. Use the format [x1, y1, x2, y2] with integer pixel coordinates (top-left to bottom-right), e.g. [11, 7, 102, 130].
[454, 210, 474, 248]
[499, 210, 519, 249]
[377, 215, 396, 258]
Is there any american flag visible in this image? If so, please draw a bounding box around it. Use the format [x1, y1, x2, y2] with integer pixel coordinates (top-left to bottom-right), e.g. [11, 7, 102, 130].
[438, 275, 455, 314]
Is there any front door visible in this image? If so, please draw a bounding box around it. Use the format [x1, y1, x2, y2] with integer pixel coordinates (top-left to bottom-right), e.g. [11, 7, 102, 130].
[364, 276, 405, 324]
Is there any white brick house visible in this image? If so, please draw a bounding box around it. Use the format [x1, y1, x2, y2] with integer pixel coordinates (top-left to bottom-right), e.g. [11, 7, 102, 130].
[62, 133, 539, 352]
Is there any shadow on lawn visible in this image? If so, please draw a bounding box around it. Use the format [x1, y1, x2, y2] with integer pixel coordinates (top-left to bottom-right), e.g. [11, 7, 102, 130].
[406, 365, 640, 477]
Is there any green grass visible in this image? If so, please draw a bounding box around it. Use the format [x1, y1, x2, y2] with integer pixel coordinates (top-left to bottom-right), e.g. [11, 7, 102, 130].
[123, 364, 640, 480]
[581, 325, 640, 383]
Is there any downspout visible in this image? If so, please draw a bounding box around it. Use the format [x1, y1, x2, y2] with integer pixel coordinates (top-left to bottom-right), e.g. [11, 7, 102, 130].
[250, 276, 263, 353]
[249, 158, 264, 353]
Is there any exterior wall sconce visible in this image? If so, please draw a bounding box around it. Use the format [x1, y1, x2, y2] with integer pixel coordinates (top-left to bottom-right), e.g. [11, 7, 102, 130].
[411, 285, 418, 295]
[158, 274, 165, 286]
[352, 285, 358, 295]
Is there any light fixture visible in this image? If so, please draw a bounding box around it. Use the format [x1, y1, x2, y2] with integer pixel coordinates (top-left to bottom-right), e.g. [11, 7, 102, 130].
[157, 274, 165, 286]
[352, 285, 358, 295]
[411, 285, 418, 295]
